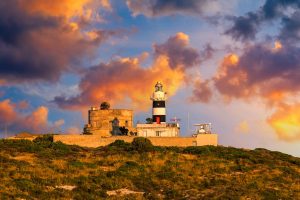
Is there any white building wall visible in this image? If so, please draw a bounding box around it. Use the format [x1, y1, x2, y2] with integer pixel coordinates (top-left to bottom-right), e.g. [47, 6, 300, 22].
[136, 124, 179, 137]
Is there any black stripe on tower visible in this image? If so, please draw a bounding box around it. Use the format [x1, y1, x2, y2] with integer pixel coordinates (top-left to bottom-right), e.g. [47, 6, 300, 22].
[153, 115, 166, 123]
[153, 101, 165, 108]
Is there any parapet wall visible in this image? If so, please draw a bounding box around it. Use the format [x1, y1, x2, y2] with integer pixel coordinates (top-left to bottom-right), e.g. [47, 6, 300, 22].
[53, 134, 218, 148]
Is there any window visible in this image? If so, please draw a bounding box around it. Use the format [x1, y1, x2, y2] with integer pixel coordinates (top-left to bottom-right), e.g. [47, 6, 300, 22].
[125, 120, 128, 127]
[156, 131, 161, 137]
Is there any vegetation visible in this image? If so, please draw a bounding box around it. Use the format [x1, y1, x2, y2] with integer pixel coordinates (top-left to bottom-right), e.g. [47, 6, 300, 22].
[0, 137, 299, 199]
[146, 117, 153, 124]
[100, 102, 110, 110]
[119, 126, 129, 135]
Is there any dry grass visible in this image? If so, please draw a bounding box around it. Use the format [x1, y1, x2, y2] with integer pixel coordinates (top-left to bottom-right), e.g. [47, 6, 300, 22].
[0, 138, 299, 199]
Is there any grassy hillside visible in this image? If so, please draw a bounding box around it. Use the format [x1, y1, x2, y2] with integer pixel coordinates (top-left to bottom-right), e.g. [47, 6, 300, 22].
[0, 136, 299, 199]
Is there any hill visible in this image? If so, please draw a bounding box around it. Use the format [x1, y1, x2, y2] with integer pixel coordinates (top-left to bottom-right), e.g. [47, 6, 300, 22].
[0, 136, 299, 199]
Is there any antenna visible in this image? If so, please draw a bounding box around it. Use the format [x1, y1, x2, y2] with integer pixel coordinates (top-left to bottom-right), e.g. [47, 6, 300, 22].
[170, 116, 181, 123]
[187, 112, 190, 134]
[4, 123, 7, 138]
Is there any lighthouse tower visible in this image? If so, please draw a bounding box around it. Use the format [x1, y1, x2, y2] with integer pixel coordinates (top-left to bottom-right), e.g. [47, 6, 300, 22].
[151, 82, 167, 124]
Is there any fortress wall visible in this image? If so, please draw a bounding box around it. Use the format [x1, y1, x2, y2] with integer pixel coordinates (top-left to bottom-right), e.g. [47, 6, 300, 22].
[53, 135, 134, 147]
[197, 134, 218, 146]
[53, 134, 218, 148]
[147, 137, 196, 147]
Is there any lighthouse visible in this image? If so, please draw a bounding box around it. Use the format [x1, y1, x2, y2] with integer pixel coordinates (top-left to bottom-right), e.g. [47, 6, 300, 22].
[151, 82, 167, 124]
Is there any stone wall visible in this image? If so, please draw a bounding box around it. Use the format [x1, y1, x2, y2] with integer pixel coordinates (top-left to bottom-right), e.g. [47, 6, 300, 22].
[84, 109, 133, 135]
[53, 134, 218, 148]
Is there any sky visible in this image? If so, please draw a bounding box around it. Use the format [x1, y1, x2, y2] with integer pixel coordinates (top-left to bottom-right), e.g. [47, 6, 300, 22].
[0, 0, 300, 156]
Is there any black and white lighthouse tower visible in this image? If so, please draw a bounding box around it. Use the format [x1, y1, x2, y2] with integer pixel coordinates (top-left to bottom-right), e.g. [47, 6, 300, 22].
[151, 82, 167, 124]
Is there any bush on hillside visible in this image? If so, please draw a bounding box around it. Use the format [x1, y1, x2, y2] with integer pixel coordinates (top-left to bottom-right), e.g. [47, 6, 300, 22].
[33, 134, 54, 143]
[131, 137, 153, 152]
[108, 140, 131, 149]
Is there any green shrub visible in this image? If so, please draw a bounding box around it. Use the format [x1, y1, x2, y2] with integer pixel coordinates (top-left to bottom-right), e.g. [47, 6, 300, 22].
[108, 140, 131, 148]
[69, 160, 85, 169]
[183, 145, 215, 155]
[131, 137, 153, 152]
[33, 134, 54, 143]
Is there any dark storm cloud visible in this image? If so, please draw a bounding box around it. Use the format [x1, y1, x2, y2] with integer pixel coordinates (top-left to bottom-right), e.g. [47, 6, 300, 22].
[279, 11, 300, 43]
[262, 0, 300, 19]
[0, 1, 58, 45]
[126, 0, 215, 17]
[225, 0, 300, 42]
[0, 0, 112, 83]
[224, 12, 260, 41]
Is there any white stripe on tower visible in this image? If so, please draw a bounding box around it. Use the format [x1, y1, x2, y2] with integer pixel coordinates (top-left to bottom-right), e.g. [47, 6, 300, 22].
[153, 107, 166, 116]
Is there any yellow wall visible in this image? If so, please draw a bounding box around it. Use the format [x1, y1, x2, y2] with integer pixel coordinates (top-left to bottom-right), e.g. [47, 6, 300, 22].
[53, 134, 218, 148]
[84, 109, 133, 135]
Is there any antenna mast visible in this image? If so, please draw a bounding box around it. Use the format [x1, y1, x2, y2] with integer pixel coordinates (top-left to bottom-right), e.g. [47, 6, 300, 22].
[4, 123, 7, 138]
[187, 112, 190, 134]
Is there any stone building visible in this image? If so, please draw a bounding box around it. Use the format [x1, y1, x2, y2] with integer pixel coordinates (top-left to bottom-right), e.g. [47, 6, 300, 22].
[83, 107, 134, 136]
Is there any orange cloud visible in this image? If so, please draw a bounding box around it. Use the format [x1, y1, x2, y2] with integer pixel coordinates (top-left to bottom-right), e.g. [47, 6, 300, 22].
[235, 120, 250, 134]
[267, 103, 300, 141]
[22, 106, 49, 132]
[55, 55, 185, 111]
[21, 0, 111, 21]
[213, 54, 251, 100]
[55, 32, 200, 111]
[0, 99, 64, 134]
[0, 99, 17, 124]
[272, 40, 282, 52]
[207, 43, 300, 142]
[213, 42, 300, 106]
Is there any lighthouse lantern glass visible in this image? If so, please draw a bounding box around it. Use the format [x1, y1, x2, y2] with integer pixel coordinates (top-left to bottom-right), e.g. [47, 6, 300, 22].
[155, 82, 163, 92]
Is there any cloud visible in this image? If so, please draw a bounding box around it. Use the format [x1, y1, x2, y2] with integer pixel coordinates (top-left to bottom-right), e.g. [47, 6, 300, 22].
[267, 103, 300, 141]
[54, 56, 185, 110]
[199, 44, 215, 62]
[54, 32, 200, 110]
[154, 32, 201, 69]
[126, 0, 217, 17]
[207, 41, 300, 142]
[262, 0, 300, 19]
[16, 100, 29, 110]
[279, 11, 300, 44]
[235, 120, 250, 134]
[0, 0, 113, 83]
[21, 106, 49, 132]
[0, 99, 17, 124]
[0, 99, 63, 134]
[190, 80, 212, 103]
[66, 126, 82, 134]
[53, 119, 65, 128]
[225, 0, 300, 42]
[213, 43, 300, 104]
[224, 12, 260, 41]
